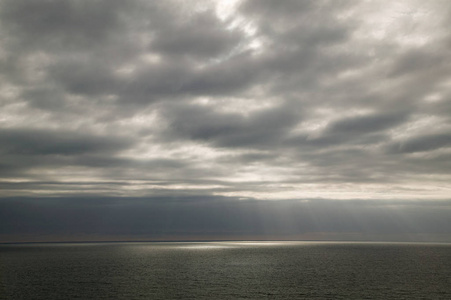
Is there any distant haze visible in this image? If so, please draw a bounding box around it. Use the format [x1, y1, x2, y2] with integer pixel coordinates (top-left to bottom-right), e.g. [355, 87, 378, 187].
[0, 0, 450, 242]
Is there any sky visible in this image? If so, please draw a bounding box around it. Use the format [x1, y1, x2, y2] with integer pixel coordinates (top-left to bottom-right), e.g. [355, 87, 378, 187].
[1, 0, 451, 242]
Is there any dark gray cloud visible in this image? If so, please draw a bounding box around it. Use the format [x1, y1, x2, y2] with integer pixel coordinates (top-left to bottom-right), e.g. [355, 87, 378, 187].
[324, 112, 409, 136]
[0, 128, 131, 156]
[0, 128, 135, 180]
[387, 133, 451, 154]
[150, 9, 242, 59]
[389, 49, 450, 78]
[1, 0, 451, 241]
[1, 197, 450, 242]
[164, 101, 301, 148]
[0, 0, 126, 47]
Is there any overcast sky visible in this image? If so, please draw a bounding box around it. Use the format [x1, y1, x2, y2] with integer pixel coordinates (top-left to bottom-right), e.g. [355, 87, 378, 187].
[1, 0, 451, 242]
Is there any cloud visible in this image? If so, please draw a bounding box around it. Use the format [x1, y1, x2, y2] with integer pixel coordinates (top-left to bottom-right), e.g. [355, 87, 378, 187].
[387, 133, 451, 154]
[0, 0, 128, 49]
[0, 128, 131, 156]
[1, 197, 450, 242]
[150, 9, 242, 59]
[0, 0, 451, 241]
[164, 100, 300, 148]
[325, 112, 409, 136]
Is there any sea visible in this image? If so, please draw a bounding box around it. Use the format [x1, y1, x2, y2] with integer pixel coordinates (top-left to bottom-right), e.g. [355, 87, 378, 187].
[1, 241, 450, 299]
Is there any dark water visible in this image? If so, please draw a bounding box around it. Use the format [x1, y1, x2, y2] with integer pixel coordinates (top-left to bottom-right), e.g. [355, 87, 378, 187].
[1, 242, 450, 299]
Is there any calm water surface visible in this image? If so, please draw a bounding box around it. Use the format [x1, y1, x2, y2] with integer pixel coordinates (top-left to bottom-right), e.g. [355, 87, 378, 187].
[1, 241, 450, 299]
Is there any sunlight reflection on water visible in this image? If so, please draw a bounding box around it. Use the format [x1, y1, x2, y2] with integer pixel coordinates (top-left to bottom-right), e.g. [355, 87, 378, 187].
[175, 241, 322, 250]
[175, 242, 236, 250]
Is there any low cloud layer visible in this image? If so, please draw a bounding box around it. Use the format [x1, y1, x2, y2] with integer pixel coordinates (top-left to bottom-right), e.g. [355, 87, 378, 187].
[0, 0, 450, 241]
[1, 196, 451, 242]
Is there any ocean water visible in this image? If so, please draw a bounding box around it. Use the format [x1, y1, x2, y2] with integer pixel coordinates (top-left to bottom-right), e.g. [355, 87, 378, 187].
[1, 241, 450, 299]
